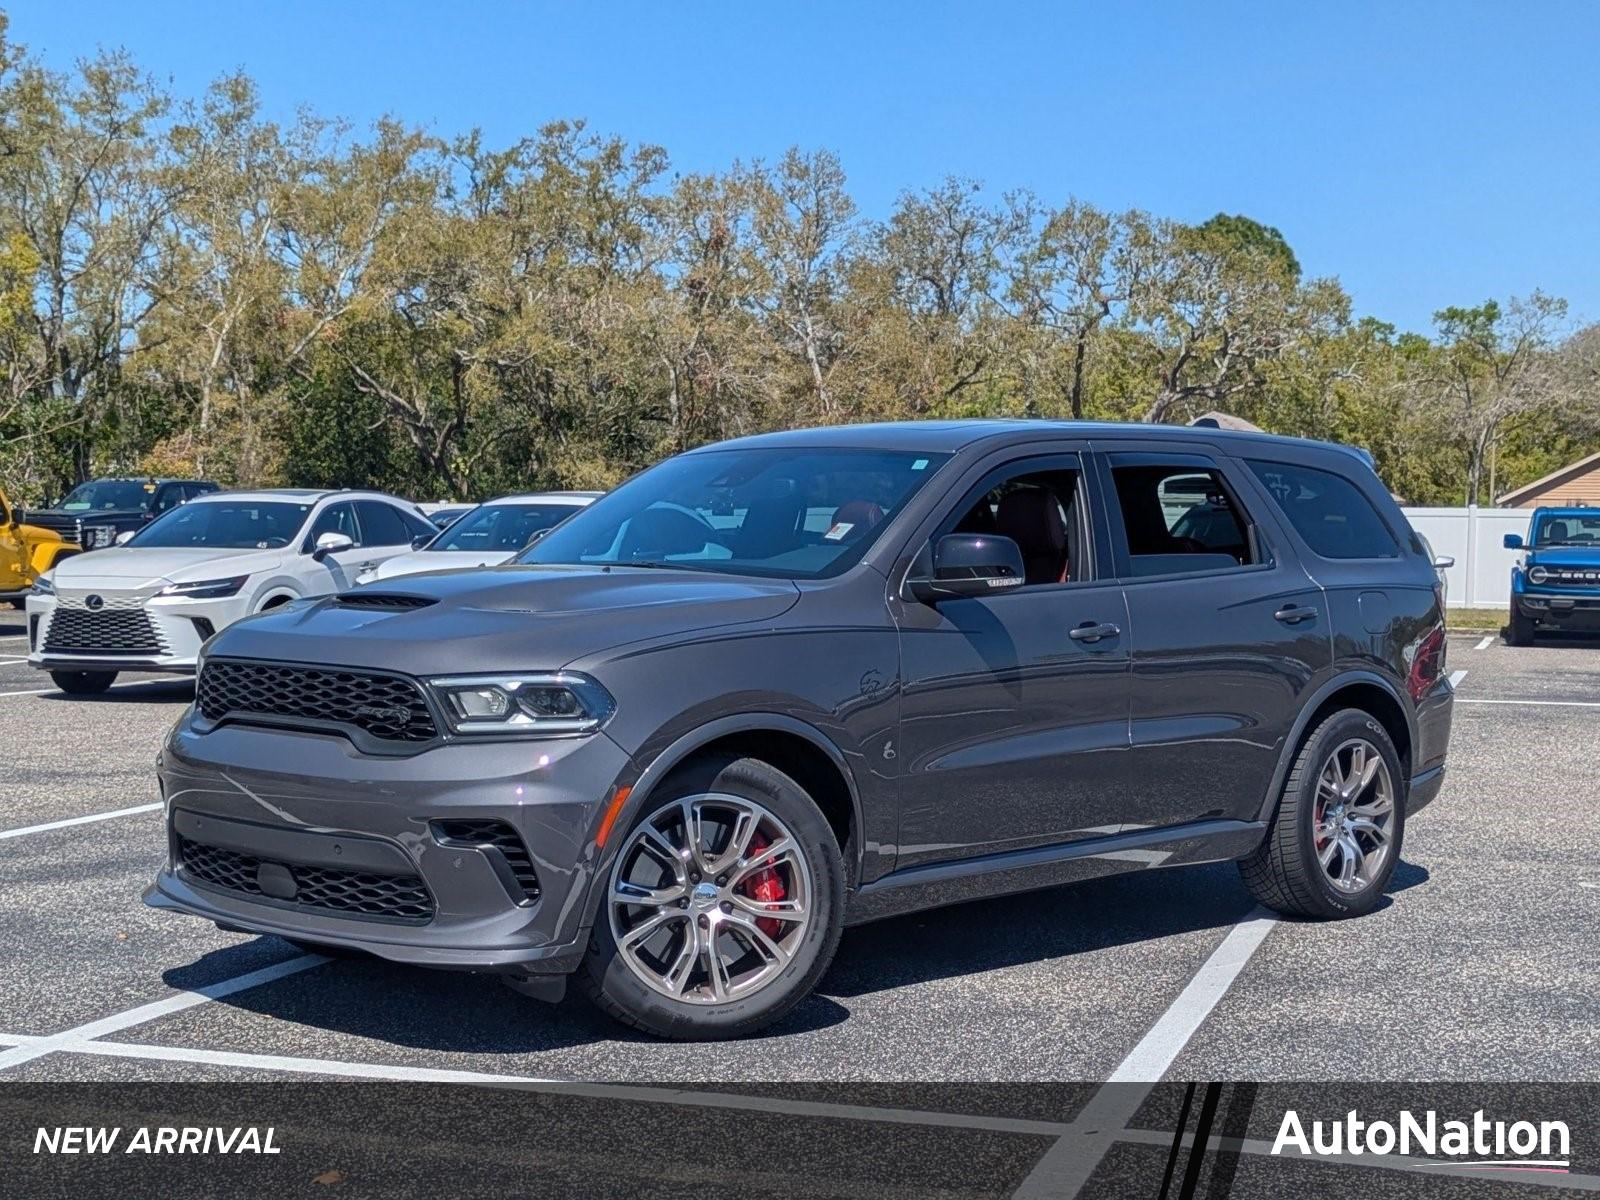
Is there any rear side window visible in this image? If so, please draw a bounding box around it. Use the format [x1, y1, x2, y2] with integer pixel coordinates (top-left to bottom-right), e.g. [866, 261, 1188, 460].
[355, 501, 412, 547]
[1109, 462, 1257, 577]
[1247, 460, 1398, 559]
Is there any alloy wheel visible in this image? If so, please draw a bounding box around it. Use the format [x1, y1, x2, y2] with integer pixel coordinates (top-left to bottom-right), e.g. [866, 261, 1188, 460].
[608, 793, 812, 1004]
[1313, 737, 1396, 894]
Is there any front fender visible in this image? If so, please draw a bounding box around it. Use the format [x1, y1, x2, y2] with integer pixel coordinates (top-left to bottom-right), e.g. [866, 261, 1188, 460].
[573, 711, 867, 942]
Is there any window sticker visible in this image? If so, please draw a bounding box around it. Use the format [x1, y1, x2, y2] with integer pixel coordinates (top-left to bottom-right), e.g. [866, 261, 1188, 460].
[912, 458, 929, 470]
[823, 522, 855, 541]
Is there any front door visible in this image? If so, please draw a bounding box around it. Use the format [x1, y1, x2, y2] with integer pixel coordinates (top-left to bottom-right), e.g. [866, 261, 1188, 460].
[892, 450, 1133, 869]
[1100, 449, 1333, 833]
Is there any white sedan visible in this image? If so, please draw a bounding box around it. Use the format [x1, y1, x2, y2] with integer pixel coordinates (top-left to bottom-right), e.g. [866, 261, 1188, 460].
[27, 488, 436, 693]
[358, 491, 601, 584]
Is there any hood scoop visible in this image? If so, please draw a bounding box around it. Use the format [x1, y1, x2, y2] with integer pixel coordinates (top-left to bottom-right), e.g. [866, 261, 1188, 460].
[335, 592, 439, 611]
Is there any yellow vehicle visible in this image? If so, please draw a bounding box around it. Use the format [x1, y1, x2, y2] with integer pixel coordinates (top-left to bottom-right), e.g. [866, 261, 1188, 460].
[0, 486, 79, 609]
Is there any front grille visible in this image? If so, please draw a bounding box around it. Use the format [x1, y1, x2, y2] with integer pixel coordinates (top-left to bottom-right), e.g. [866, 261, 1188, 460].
[177, 835, 434, 922]
[1533, 567, 1600, 587]
[19, 511, 83, 543]
[198, 659, 438, 742]
[43, 608, 166, 655]
[336, 593, 438, 610]
[433, 819, 541, 902]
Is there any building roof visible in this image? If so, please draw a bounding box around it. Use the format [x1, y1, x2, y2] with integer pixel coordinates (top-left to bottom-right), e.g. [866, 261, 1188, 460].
[1496, 449, 1600, 507]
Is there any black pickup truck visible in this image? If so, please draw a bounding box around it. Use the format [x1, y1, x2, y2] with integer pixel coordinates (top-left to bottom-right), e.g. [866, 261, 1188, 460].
[21, 477, 219, 551]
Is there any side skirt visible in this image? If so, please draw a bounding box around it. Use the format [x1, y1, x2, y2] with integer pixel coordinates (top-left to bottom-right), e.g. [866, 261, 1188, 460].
[844, 819, 1266, 926]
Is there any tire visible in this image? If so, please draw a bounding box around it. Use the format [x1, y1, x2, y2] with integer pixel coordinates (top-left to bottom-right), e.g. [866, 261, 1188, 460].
[1507, 608, 1535, 646]
[50, 669, 117, 695]
[1239, 708, 1405, 920]
[579, 754, 845, 1040]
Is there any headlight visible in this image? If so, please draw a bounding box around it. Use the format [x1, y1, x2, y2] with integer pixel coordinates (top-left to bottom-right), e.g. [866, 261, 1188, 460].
[427, 672, 614, 736]
[30, 576, 55, 596]
[1528, 565, 1549, 585]
[158, 575, 248, 599]
[84, 524, 119, 549]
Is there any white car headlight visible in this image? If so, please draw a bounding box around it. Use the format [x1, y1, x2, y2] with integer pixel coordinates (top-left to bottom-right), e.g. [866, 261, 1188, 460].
[158, 575, 248, 599]
[427, 673, 614, 737]
[30, 576, 55, 597]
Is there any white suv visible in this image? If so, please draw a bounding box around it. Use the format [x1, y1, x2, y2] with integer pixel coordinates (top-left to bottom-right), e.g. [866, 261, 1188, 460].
[27, 488, 435, 693]
[358, 491, 601, 583]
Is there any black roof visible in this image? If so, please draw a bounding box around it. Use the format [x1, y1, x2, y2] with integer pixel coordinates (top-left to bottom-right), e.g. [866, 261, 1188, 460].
[702, 419, 1365, 462]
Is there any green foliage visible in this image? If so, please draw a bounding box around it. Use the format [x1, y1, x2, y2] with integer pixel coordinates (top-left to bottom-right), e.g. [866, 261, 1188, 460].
[0, 19, 1596, 508]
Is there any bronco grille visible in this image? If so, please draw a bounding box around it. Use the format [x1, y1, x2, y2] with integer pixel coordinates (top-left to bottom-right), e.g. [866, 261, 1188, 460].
[43, 608, 166, 655]
[197, 659, 438, 742]
[177, 835, 434, 922]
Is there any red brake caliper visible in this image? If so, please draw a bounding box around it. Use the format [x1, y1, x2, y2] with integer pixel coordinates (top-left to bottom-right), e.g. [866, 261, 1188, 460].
[739, 833, 786, 939]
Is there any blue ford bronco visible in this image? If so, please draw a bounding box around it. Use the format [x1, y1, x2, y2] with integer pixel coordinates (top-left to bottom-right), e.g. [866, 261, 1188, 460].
[1504, 507, 1600, 644]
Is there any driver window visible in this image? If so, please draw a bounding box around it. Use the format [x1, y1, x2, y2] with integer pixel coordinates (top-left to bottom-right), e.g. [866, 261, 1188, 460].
[948, 468, 1083, 586]
[302, 502, 361, 552]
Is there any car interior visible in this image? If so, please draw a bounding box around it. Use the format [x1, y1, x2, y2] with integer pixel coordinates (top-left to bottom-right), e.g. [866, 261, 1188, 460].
[951, 470, 1082, 585]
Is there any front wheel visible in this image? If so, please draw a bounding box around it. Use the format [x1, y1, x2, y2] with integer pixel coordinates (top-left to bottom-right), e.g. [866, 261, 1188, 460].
[579, 754, 844, 1040]
[1507, 608, 1535, 646]
[1240, 708, 1405, 920]
[50, 670, 117, 695]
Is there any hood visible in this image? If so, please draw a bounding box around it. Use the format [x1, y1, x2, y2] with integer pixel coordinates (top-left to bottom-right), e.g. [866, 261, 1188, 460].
[370, 549, 516, 581]
[1526, 545, 1600, 566]
[209, 564, 802, 674]
[25, 506, 146, 522]
[50, 545, 282, 588]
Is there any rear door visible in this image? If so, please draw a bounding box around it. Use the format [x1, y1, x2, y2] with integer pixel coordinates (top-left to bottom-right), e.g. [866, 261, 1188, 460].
[891, 446, 1134, 868]
[1099, 446, 1332, 833]
[354, 501, 424, 572]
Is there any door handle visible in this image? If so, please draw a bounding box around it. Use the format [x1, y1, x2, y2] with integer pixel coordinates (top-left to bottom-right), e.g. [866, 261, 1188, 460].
[1274, 604, 1317, 625]
[1069, 621, 1121, 643]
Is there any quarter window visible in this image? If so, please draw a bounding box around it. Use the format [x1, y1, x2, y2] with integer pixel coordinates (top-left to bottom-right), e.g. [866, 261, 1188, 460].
[1109, 462, 1257, 577]
[1246, 460, 1398, 559]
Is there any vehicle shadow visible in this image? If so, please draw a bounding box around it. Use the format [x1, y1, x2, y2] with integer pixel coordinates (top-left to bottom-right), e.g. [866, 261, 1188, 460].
[39, 679, 195, 704]
[0, 613, 25, 638]
[164, 856, 1431, 1056]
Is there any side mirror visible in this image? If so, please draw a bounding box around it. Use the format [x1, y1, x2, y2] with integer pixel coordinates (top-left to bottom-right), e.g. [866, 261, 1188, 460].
[1502, 533, 1523, 550]
[115, 530, 136, 546]
[410, 533, 433, 549]
[312, 531, 355, 561]
[1432, 554, 1454, 570]
[905, 533, 1026, 603]
[524, 528, 550, 548]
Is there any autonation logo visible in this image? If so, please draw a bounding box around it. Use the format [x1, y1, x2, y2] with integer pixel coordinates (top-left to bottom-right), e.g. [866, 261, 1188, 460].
[1272, 1108, 1571, 1172]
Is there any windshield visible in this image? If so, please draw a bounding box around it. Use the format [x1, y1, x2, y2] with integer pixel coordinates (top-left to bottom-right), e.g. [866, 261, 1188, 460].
[129, 500, 311, 549]
[517, 447, 948, 579]
[59, 480, 156, 512]
[1533, 513, 1600, 546]
[430, 502, 584, 552]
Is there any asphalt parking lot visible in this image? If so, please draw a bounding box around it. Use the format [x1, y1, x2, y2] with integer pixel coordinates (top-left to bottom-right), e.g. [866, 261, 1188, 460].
[1, 612, 1597, 1098]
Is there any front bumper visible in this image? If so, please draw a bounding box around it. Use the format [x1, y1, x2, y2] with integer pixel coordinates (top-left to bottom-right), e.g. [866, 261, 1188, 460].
[1514, 591, 1600, 630]
[27, 590, 255, 673]
[145, 715, 632, 974]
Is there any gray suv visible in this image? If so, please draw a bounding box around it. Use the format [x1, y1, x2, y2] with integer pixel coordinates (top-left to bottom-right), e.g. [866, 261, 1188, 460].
[145, 422, 1454, 1039]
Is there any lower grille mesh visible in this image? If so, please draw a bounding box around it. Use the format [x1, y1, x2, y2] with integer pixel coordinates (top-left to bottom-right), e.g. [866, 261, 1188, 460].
[44, 608, 166, 654]
[177, 835, 434, 922]
[433, 819, 541, 902]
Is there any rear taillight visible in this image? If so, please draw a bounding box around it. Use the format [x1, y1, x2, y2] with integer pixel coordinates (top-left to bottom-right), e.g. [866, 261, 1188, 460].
[1407, 623, 1446, 701]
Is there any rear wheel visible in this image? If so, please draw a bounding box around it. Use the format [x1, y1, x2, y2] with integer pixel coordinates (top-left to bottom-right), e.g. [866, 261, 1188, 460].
[579, 754, 844, 1040]
[1507, 608, 1535, 646]
[50, 670, 117, 695]
[1240, 708, 1404, 920]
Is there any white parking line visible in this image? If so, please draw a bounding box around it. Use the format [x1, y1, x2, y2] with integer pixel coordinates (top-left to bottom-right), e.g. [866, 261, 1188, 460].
[0, 801, 162, 841]
[0, 954, 327, 1072]
[1447, 669, 1468, 689]
[1474, 635, 1495, 650]
[1458, 698, 1600, 709]
[1107, 909, 1277, 1082]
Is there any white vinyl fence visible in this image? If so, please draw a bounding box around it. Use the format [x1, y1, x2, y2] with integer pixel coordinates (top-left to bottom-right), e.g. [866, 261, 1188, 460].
[1400, 506, 1530, 609]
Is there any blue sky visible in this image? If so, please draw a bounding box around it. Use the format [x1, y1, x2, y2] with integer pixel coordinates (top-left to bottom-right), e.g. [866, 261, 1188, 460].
[9, 1, 1598, 334]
